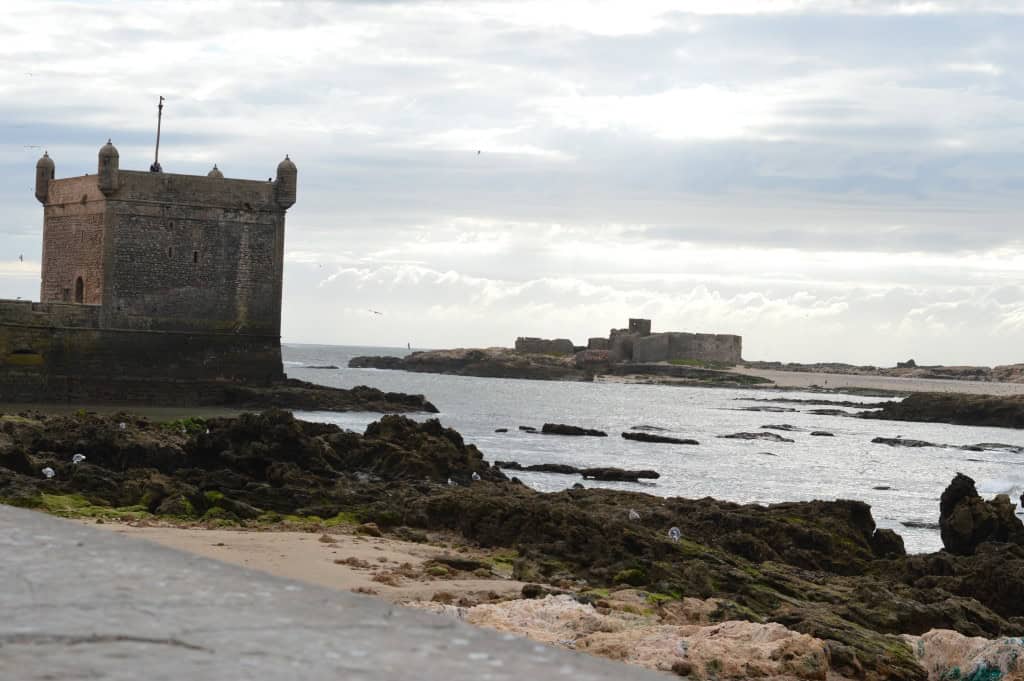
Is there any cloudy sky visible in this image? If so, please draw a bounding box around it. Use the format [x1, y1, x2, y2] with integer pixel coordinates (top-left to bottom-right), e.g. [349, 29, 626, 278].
[2, 1, 1024, 365]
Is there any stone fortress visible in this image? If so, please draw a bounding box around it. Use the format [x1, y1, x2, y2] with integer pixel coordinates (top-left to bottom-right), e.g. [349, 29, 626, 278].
[516, 318, 742, 365]
[0, 142, 296, 403]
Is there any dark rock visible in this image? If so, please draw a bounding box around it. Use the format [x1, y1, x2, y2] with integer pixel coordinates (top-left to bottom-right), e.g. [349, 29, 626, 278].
[494, 460, 523, 470]
[872, 437, 940, 448]
[862, 392, 1024, 429]
[524, 463, 579, 475]
[939, 473, 1024, 554]
[873, 486, 892, 491]
[630, 425, 669, 432]
[0, 448, 35, 476]
[811, 431, 834, 437]
[621, 432, 698, 445]
[495, 460, 659, 482]
[305, 365, 340, 370]
[761, 424, 800, 432]
[580, 467, 660, 482]
[222, 379, 438, 413]
[871, 529, 906, 557]
[518, 426, 537, 433]
[807, 409, 850, 416]
[494, 428, 508, 433]
[541, 423, 607, 437]
[718, 432, 795, 443]
[740, 406, 797, 413]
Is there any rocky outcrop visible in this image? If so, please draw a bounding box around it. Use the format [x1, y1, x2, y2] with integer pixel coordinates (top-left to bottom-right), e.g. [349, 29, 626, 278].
[904, 629, 1024, 681]
[862, 393, 1024, 429]
[221, 378, 438, 413]
[421, 595, 833, 680]
[718, 432, 795, 443]
[541, 423, 608, 437]
[621, 432, 699, 445]
[349, 348, 592, 381]
[938, 473, 1024, 555]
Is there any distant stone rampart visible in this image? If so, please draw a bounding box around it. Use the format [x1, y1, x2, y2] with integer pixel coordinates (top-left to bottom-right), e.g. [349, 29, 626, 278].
[514, 337, 575, 355]
[632, 332, 741, 364]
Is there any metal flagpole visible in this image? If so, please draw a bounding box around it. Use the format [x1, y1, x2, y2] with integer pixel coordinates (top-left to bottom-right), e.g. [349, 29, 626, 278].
[150, 96, 164, 172]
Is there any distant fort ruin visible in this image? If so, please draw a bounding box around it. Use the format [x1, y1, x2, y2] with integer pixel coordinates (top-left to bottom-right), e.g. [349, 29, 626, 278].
[517, 318, 742, 365]
[0, 142, 296, 403]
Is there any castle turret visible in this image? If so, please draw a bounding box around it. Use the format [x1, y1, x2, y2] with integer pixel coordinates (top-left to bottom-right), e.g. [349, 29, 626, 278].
[207, 164, 224, 178]
[35, 151, 54, 204]
[97, 139, 119, 195]
[274, 155, 296, 209]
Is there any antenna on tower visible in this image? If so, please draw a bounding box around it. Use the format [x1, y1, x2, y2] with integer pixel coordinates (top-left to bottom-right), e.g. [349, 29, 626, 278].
[150, 96, 164, 173]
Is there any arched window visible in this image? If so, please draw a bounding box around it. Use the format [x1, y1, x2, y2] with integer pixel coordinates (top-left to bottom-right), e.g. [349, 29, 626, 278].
[74, 277, 84, 304]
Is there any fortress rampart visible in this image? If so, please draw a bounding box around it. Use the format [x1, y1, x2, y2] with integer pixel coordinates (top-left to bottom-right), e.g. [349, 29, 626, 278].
[515, 318, 742, 365]
[632, 331, 742, 364]
[514, 337, 576, 355]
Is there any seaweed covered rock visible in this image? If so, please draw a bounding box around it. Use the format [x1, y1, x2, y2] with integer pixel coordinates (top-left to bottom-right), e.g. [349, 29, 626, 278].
[939, 473, 1024, 555]
[862, 393, 1024, 429]
[621, 432, 699, 445]
[0, 410, 504, 519]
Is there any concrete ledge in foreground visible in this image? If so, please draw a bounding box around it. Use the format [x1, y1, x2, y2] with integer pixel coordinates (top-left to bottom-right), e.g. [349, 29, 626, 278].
[0, 504, 668, 680]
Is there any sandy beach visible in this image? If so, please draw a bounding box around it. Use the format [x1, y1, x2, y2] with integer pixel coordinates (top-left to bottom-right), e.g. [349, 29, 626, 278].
[731, 367, 1024, 396]
[81, 520, 528, 604]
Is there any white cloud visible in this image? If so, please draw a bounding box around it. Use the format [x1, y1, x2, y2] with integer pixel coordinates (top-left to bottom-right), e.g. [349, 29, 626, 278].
[4, 0, 1024, 365]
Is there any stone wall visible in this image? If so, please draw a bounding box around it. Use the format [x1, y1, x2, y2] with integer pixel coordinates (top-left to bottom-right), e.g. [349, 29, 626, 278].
[514, 337, 575, 355]
[101, 171, 284, 335]
[40, 176, 107, 304]
[0, 300, 281, 404]
[632, 332, 742, 364]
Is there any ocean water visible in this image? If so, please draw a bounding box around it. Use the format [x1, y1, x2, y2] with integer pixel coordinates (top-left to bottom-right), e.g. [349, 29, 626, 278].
[284, 344, 1024, 554]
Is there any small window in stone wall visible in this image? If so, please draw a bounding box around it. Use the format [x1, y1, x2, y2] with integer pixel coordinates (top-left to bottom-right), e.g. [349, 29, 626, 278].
[193, 250, 199, 264]
[168, 246, 173, 258]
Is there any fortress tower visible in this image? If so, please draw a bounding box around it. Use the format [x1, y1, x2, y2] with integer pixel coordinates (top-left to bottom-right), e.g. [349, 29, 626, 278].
[0, 142, 298, 403]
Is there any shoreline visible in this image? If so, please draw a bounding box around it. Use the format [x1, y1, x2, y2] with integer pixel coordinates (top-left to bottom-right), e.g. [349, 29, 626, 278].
[731, 367, 1024, 396]
[4, 409, 1024, 679]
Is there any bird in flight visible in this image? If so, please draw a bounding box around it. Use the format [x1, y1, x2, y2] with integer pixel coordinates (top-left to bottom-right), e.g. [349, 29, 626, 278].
[368, 309, 383, 315]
